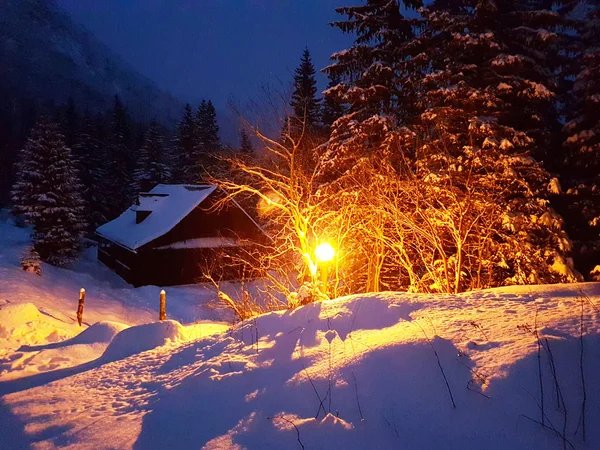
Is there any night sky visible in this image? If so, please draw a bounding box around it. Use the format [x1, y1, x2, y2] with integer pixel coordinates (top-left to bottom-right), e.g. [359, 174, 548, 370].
[55, 0, 359, 121]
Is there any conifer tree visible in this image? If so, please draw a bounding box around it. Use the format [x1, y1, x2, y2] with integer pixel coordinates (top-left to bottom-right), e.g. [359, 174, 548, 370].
[563, 1, 600, 182]
[403, 0, 575, 285]
[194, 99, 222, 180]
[11, 119, 86, 266]
[106, 95, 135, 215]
[62, 97, 78, 150]
[290, 48, 321, 129]
[561, 2, 600, 277]
[196, 100, 220, 152]
[319, 1, 418, 178]
[73, 112, 111, 230]
[321, 73, 347, 129]
[240, 129, 254, 155]
[324, 1, 418, 122]
[318, 0, 580, 290]
[133, 121, 170, 192]
[172, 103, 197, 183]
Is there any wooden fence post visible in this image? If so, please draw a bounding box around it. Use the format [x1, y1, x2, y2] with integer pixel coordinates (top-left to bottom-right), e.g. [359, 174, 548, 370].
[159, 289, 166, 321]
[77, 288, 85, 326]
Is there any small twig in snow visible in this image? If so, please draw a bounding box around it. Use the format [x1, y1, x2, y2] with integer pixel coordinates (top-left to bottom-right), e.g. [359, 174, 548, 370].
[287, 325, 303, 335]
[415, 321, 456, 409]
[254, 317, 259, 354]
[269, 416, 305, 450]
[467, 379, 490, 399]
[425, 315, 438, 336]
[578, 288, 599, 313]
[542, 337, 568, 450]
[520, 415, 576, 450]
[352, 371, 364, 422]
[469, 320, 489, 341]
[455, 358, 488, 386]
[304, 368, 326, 419]
[575, 294, 587, 441]
[534, 308, 545, 426]
[544, 338, 562, 409]
[383, 413, 399, 438]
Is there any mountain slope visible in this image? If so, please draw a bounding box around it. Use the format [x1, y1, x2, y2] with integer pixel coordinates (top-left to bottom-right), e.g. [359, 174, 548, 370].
[0, 0, 182, 125]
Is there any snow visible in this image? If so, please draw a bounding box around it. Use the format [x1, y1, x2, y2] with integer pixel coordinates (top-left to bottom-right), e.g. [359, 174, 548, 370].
[1, 214, 600, 449]
[0, 212, 236, 381]
[522, 80, 554, 99]
[548, 177, 562, 195]
[102, 320, 225, 362]
[155, 237, 242, 250]
[96, 184, 217, 251]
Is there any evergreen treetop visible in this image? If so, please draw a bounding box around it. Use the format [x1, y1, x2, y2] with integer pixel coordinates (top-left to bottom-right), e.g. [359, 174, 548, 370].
[324, 1, 418, 120]
[133, 121, 170, 193]
[196, 99, 220, 152]
[172, 103, 197, 183]
[290, 48, 321, 127]
[240, 129, 254, 155]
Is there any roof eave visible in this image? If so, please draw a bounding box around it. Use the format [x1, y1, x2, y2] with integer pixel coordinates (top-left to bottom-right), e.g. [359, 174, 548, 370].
[95, 232, 139, 254]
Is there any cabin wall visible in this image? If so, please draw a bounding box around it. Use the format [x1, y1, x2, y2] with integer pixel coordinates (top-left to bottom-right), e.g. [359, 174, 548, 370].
[97, 236, 140, 285]
[134, 246, 260, 287]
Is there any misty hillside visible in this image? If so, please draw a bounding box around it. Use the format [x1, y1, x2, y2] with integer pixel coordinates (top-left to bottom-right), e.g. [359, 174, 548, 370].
[0, 0, 182, 126]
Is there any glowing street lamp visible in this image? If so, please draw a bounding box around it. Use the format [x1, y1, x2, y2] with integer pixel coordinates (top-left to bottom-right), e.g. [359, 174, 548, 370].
[315, 242, 335, 263]
[315, 242, 335, 296]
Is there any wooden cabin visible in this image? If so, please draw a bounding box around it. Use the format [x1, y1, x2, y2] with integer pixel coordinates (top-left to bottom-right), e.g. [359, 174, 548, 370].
[95, 184, 266, 287]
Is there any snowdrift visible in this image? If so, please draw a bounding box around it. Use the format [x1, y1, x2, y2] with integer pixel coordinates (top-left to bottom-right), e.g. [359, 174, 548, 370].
[1, 284, 599, 450]
[0, 212, 234, 382]
[102, 320, 187, 361]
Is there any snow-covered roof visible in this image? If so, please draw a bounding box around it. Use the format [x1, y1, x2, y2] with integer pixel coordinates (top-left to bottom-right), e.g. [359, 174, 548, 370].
[96, 184, 217, 251]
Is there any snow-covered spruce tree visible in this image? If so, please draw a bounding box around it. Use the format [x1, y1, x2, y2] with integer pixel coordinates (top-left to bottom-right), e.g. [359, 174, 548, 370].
[171, 104, 197, 183]
[319, 0, 419, 179]
[317, 0, 436, 291]
[11, 118, 86, 266]
[562, 2, 600, 278]
[132, 121, 170, 193]
[324, 0, 419, 118]
[318, 0, 580, 292]
[321, 72, 348, 130]
[397, 0, 579, 287]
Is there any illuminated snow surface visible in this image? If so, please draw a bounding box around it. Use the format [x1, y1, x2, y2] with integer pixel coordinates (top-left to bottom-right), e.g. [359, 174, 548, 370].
[0, 214, 599, 449]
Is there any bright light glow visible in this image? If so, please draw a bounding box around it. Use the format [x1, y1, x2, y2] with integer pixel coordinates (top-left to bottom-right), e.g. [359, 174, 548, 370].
[257, 190, 282, 216]
[315, 242, 335, 262]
